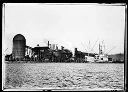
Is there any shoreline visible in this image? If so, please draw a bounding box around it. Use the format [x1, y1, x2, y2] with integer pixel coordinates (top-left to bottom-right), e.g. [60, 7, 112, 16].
[4, 61, 124, 64]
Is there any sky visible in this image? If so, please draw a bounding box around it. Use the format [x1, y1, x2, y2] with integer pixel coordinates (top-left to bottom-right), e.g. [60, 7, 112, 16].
[3, 3, 125, 55]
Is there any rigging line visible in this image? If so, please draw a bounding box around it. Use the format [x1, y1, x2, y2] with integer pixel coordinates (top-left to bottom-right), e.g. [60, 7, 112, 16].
[88, 40, 90, 52]
[81, 42, 88, 52]
[106, 46, 116, 54]
[4, 48, 8, 52]
[91, 38, 99, 51]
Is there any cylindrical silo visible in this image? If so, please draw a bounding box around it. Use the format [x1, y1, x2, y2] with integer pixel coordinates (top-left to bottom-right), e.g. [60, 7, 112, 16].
[12, 34, 26, 60]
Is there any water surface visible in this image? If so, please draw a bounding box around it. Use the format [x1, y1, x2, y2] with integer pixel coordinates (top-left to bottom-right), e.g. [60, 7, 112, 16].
[4, 63, 124, 90]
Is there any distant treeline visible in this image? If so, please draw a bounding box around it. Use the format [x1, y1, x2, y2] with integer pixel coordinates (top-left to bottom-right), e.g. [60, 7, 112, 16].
[108, 53, 124, 63]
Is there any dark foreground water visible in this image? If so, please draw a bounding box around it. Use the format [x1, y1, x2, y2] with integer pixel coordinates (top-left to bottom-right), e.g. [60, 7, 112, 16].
[4, 63, 124, 90]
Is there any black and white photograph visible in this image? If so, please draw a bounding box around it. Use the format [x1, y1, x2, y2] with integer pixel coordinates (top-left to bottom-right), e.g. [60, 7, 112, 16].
[2, 3, 126, 91]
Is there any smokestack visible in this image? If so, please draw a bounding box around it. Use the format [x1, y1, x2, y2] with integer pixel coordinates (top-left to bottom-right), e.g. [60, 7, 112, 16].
[75, 48, 77, 52]
[56, 45, 58, 50]
[48, 41, 49, 47]
[74, 48, 78, 57]
[37, 44, 39, 47]
[53, 44, 55, 50]
[61, 46, 64, 50]
[49, 44, 51, 49]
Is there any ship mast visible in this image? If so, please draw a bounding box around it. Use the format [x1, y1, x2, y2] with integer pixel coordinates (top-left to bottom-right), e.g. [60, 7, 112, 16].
[99, 41, 104, 55]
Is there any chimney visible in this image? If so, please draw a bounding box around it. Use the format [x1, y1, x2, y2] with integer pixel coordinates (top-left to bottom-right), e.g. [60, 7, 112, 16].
[56, 45, 58, 50]
[49, 44, 51, 49]
[48, 41, 49, 47]
[61, 46, 64, 50]
[75, 48, 77, 52]
[74, 48, 78, 57]
[37, 44, 39, 47]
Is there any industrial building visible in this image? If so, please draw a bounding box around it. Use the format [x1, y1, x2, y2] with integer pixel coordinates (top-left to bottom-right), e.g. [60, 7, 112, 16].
[5, 34, 73, 62]
[12, 34, 26, 61]
[25, 46, 33, 58]
[5, 34, 122, 63]
[32, 45, 50, 61]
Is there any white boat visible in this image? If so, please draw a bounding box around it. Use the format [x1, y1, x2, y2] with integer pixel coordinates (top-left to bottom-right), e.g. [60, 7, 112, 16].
[85, 56, 95, 63]
[95, 54, 108, 63]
